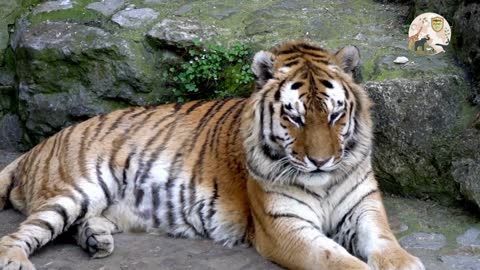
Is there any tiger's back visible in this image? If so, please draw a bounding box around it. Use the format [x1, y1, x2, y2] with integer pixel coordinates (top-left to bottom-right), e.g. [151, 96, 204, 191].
[3, 98, 251, 244]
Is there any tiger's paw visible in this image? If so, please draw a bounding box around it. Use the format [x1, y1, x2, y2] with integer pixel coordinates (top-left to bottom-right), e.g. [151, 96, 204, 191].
[0, 246, 35, 270]
[368, 245, 425, 270]
[80, 227, 115, 259]
[77, 225, 115, 258]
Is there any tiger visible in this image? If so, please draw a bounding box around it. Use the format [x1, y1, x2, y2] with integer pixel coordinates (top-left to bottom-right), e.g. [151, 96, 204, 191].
[0, 40, 424, 270]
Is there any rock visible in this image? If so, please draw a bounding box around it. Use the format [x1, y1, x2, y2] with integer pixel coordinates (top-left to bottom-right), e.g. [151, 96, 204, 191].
[147, 19, 216, 47]
[456, 228, 480, 248]
[174, 4, 195, 16]
[86, 0, 125, 17]
[399, 232, 446, 250]
[365, 76, 477, 205]
[208, 5, 238, 20]
[32, 0, 74, 15]
[440, 255, 480, 270]
[452, 156, 480, 208]
[0, 114, 23, 151]
[14, 21, 169, 141]
[112, 8, 159, 29]
[393, 56, 408, 64]
[453, 2, 480, 81]
[0, 0, 19, 64]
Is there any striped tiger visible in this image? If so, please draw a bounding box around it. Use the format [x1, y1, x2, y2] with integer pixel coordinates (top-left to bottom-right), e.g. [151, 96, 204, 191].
[0, 40, 424, 270]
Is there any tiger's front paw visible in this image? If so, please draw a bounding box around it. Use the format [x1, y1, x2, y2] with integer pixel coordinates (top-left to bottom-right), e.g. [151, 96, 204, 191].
[0, 246, 35, 270]
[368, 245, 424, 270]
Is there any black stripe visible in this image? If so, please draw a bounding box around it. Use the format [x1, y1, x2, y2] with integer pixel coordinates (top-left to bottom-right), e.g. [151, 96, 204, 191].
[335, 189, 378, 233]
[276, 47, 298, 55]
[186, 99, 230, 154]
[174, 102, 183, 112]
[100, 108, 135, 141]
[96, 156, 113, 205]
[268, 212, 322, 231]
[165, 153, 181, 227]
[24, 241, 32, 253]
[265, 191, 317, 215]
[32, 236, 41, 250]
[335, 170, 372, 209]
[73, 184, 89, 223]
[178, 183, 200, 235]
[121, 150, 134, 198]
[186, 100, 209, 114]
[197, 201, 208, 237]
[134, 118, 176, 190]
[284, 60, 299, 67]
[28, 219, 55, 238]
[210, 99, 246, 155]
[41, 204, 69, 231]
[87, 114, 108, 148]
[291, 183, 323, 200]
[135, 189, 145, 208]
[208, 177, 219, 220]
[274, 80, 286, 101]
[151, 183, 161, 227]
[228, 104, 245, 146]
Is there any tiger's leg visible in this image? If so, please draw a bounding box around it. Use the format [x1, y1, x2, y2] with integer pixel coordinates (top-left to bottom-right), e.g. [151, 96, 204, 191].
[75, 216, 121, 258]
[336, 191, 424, 270]
[0, 195, 84, 270]
[248, 182, 369, 270]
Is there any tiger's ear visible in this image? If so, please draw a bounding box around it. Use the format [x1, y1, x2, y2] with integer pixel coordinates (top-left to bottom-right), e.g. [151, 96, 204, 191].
[252, 51, 276, 89]
[334, 45, 360, 75]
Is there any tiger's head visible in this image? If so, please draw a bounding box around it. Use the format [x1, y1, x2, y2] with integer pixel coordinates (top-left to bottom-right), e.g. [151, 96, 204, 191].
[243, 41, 373, 186]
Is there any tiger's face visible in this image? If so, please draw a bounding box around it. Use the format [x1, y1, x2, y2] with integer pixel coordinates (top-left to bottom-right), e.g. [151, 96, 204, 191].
[246, 41, 371, 182]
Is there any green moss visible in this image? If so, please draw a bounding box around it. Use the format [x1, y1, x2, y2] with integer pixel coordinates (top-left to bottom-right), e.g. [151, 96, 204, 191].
[28, 0, 101, 25]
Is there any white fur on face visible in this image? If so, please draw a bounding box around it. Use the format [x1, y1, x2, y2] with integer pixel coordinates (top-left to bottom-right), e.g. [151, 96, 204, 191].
[280, 82, 306, 127]
[325, 80, 346, 124]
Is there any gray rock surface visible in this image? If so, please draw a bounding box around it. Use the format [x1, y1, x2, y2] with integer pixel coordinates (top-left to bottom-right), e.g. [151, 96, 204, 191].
[147, 18, 217, 47]
[365, 76, 477, 203]
[112, 8, 159, 28]
[86, 0, 125, 17]
[0, 114, 23, 151]
[14, 21, 168, 141]
[399, 232, 447, 250]
[454, 2, 480, 82]
[456, 228, 480, 248]
[440, 255, 480, 270]
[0, 0, 20, 64]
[32, 0, 74, 15]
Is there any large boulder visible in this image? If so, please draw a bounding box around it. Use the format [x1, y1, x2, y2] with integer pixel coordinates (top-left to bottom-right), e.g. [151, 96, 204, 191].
[13, 21, 170, 142]
[365, 76, 478, 205]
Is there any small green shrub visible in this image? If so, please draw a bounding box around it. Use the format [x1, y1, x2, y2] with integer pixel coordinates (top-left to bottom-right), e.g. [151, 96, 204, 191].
[165, 41, 255, 102]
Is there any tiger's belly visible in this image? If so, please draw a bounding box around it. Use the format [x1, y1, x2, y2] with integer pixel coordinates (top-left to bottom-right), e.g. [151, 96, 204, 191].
[102, 159, 249, 246]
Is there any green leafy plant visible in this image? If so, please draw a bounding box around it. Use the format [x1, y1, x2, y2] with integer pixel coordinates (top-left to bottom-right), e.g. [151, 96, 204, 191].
[165, 41, 255, 102]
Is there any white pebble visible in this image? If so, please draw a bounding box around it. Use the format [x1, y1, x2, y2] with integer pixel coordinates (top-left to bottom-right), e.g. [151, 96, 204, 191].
[393, 56, 409, 64]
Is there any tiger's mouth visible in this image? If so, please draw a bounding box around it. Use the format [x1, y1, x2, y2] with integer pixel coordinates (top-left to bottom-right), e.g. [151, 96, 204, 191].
[287, 155, 342, 174]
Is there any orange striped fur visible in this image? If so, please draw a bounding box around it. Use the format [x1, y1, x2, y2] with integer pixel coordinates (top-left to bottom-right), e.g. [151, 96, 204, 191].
[0, 41, 424, 270]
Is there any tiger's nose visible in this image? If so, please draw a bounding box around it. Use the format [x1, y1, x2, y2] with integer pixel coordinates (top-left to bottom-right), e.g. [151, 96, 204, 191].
[306, 156, 331, 168]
